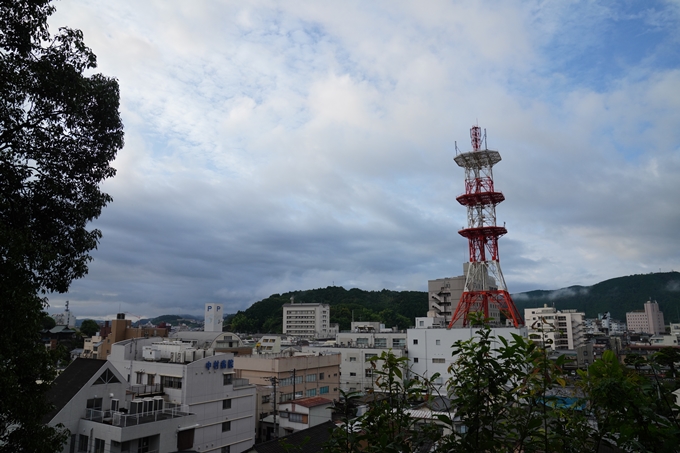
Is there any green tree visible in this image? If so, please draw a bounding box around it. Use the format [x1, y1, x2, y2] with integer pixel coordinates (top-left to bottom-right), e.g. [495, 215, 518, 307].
[79, 319, 99, 337]
[651, 347, 680, 379]
[41, 312, 56, 330]
[576, 350, 680, 452]
[0, 0, 123, 451]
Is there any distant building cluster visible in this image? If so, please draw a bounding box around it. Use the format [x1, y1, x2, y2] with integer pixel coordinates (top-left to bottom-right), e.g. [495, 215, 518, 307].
[45, 279, 679, 453]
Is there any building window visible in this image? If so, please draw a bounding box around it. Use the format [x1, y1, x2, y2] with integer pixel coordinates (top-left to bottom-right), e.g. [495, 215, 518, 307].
[222, 421, 231, 432]
[432, 358, 445, 364]
[221, 447, 231, 453]
[392, 338, 405, 347]
[223, 399, 232, 410]
[306, 388, 316, 397]
[413, 339, 418, 345]
[94, 438, 105, 453]
[374, 338, 387, 348]
[436, 339, 441, 346]
[289, 413, 304, 423]
[419, 320, 424, 327]
[136, 372, 144, 384]
[349, 357, 357, 362]
[78, 435, 88, 452]
[281, 393, 293, 402]
[319, 372, 324, 380]
[349, 372, 356, 377]
[223, 374, 233, 386]
[147, 374, 155, 385]
[320, 386, 329, 394]
[306, 374, 316, 382]
[262, 395, 270, 404]
[161, 376, 182, 389]
[413, 357, 419, 363]
[86, 397, 102, 411]
[365, 369, 372, 377]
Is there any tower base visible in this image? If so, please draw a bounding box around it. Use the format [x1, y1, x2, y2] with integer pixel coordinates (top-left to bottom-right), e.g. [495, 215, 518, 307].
[448, 290, 523, 328]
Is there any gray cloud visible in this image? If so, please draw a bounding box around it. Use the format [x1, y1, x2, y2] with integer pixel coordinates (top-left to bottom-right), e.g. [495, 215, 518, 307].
[45, 1, 680, 319]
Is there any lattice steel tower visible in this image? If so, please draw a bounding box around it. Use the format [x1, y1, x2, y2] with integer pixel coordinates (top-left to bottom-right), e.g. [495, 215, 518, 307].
[448, 126, 523, 328]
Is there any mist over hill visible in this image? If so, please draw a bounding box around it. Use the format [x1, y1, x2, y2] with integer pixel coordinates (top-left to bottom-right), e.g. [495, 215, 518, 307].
[512, 271, 680, 322]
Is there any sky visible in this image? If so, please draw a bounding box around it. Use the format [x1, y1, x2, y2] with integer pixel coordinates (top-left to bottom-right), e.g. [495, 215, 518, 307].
[45, 0, 680, 320]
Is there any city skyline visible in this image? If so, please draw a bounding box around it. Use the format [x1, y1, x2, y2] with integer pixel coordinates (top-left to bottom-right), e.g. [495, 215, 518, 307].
[47, 1, 680, 319]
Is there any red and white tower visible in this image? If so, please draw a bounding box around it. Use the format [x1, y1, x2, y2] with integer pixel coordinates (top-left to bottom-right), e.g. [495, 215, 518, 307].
[448, 126, 523, 328]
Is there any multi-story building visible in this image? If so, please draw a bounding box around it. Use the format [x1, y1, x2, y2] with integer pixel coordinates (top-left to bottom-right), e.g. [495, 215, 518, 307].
[90, 313, 170, 360]
[626, 299, 665, 335]
[407, 319, 528, 393]
[302, 343, 407, 393]
[45, 359, 198, 453]
[524, 305, 585, 350]
[428, 265, 501, 327]
[232, 352, 340, 441]
[282, 302, 337, 339]
[427, 275, 465, 323]
[108, 337, 257, 453]
[52, 301, 77, 327]
[335, 321, 407, 349]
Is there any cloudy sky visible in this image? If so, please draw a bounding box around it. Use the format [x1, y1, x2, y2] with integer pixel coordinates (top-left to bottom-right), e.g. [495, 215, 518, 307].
[46, 0, 680, 319]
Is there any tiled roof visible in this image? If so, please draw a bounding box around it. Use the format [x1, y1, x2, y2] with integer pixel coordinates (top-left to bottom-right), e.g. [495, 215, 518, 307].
[283, 397, 332, 408]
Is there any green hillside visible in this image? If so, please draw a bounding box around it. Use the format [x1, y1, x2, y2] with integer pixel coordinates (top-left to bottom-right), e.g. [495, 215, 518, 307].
[512, 271, 680, 322]
[227, 286, 427, 334]
[155, 272, 680, 334]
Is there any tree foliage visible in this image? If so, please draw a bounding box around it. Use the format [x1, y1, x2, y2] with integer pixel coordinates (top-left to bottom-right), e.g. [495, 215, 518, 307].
[78, 319, 99, 338]
[325, 319, 680, 453]
[0, 0, 123, 451]
[228, 286, 427, 334]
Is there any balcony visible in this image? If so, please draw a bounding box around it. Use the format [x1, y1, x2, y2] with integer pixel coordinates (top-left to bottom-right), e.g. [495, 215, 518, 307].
[83, 405, 192, 428]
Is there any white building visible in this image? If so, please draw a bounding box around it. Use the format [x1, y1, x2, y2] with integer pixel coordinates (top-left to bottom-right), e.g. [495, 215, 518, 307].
[524, 305, 585, 350]
[626, 299, 665, 335]
[302, 344, 407, 393]
[274, 396, 333, 436]
[45, 359, 198, 453]
[282, 302, 337, 339]
[52, 301, 77, 327]
[108, 337, 257, 453]
[205, 303, 224, 332]
[335, 321, 407, 349]
[407, 320, 528, 393]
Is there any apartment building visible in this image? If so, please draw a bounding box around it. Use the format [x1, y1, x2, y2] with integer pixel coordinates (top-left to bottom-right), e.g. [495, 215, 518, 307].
[282, 302, 337, 339]
[87, 313, 170, 360]
[428, 265, 501, 327]
[407, 319, 528, 393]
[108, 337, 257, 453]
[524, 305, 585, 350]
[45, 359, 198, 453]
[233, 352, 341, 441]
[626, 299, 665, 335]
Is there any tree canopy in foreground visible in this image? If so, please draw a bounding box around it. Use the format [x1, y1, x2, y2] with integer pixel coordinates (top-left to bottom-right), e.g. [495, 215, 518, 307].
[0, 0, 123, 451]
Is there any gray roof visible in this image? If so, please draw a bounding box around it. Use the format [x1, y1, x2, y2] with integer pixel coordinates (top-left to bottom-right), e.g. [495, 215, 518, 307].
[250, 421, 334, 453]
[43, 358, 107, 423]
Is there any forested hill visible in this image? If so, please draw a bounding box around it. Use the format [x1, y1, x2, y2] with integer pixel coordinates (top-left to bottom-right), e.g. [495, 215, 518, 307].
[512, 271, 680, 322]
[225, 272, 680, 334]
[227, 287, 427, 333]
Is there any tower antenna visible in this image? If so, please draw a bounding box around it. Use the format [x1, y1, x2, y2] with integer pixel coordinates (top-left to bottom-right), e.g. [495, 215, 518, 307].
[448, 125, 523, 328]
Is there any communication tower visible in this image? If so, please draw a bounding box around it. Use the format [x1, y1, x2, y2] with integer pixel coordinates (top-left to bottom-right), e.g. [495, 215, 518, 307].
[448, 126, 523, 328]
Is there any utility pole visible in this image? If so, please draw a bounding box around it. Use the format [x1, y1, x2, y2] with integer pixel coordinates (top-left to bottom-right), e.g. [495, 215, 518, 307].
[268, 376, 279, 439]
[291, 368, 296, 401]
